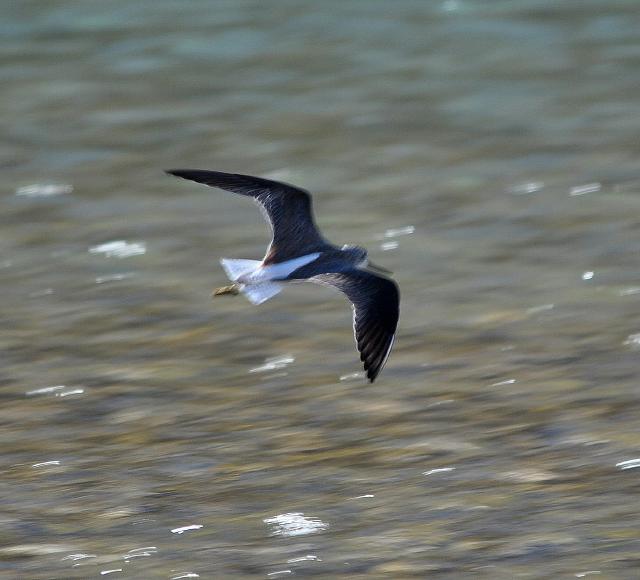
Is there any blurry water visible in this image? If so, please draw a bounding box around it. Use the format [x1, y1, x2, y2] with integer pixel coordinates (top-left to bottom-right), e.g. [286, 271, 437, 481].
[3, 1, 640, 577]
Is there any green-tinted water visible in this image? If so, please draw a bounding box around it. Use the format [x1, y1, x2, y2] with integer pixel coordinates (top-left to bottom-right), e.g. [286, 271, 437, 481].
[3, 1, 640, 577]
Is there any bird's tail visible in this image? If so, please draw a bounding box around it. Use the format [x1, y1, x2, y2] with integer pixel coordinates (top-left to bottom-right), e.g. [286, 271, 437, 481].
[220, 258, 283, 305]
[220, 258, 261, 282]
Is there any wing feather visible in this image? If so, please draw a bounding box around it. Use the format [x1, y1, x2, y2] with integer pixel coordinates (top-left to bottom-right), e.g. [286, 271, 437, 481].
[311, 269, 399, 382]
[166, 169, 328, 262]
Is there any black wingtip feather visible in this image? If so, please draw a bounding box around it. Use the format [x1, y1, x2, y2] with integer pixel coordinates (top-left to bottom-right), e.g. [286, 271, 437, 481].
[165, 169, 199, 180]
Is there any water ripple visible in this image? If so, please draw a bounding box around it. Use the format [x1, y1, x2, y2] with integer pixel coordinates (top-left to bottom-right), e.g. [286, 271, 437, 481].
[89, 240, 146, 259]
[382, 225, 415, 238]
[570, 182, 601, 196]
[380, 240, 399, 251]
[16, 183, 73, 197]
[507, 181, 544, 195]
[263, 513, 329, 537]
[25, 385, 84, 398]
[171, 524, 203, 534]
[32, 460, 61, 468]
[423, 467, 456, 476]
[26, 385, 65, 396]
[249, 355, 295, 374]
[287, 555, 321, 563]
[123, 546, 158, 561]
[616, 458, 640, 470]
[61, 553, 96, 562]
[95, 273, 135, 284]
[490, 379, 516, 387]
[623, 334, 640, 349]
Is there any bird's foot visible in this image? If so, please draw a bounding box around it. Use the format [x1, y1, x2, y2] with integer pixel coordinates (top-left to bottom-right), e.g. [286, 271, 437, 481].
[212, 284, 241, 298]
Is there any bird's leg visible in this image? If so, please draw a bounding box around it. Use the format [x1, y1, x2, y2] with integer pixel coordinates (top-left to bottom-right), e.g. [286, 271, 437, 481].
[212, 283, 241, 298]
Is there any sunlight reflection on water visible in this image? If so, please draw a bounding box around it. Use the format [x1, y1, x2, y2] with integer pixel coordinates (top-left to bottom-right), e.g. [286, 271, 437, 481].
[263, 513, 329, 537]
[170, 525, 203, 535]
[249, 354, 295, 373]
[89, 240, 147, 258]
[616, 459, 640, 470]
[15, 183, 73, 197]
[4, 0, 640, 577]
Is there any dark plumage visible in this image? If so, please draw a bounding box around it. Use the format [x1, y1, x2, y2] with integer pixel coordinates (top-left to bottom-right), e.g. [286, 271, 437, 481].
[167, 169, 399, 382]
[311, 271, 399, 381]
[167, 170, 326, 263]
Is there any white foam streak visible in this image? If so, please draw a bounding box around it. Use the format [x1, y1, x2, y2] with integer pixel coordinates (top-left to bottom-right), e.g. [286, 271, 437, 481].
[96, 273, 135, 284]
[616, 458, 640, 470]
[383, 225, 415, 238]
[32, 461, 61, 468]
[570, 183, 601, 196]
[171, 524, 203, 534]
[508, 182, 544, 195]
[250, 355, 295, 373]
[26, 385, 66, 396]
[423, 467, 456, 476]
[264, 513, 329, 537]
[62, 553, 96, 562]
[16, 183, 73, 197]
[89, 240, 146, 258]
[380, 240, 399, 251]
[287, 555, 321, 563]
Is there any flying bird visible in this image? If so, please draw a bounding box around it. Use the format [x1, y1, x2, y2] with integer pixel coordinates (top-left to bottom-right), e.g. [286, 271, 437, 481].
[166, 169, 399, 382]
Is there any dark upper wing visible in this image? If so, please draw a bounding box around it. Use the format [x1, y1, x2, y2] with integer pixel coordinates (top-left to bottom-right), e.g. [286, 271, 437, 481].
[166, 169, 328, 262]
[311, 269, 399, 382]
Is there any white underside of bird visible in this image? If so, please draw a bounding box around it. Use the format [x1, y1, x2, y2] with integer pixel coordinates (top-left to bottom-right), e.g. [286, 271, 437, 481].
[220, 252, 321, 305]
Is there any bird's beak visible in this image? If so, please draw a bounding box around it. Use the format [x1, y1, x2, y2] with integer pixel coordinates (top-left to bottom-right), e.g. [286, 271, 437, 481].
[367, 261, 393, 275]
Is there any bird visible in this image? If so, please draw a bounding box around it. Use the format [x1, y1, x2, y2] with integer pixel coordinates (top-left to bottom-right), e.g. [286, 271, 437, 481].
[166, 169, 400, 382]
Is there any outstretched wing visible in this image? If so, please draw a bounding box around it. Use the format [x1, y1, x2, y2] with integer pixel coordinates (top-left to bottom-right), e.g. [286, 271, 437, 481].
[311, 269, 399, 382]
[166, 169, 329, 262]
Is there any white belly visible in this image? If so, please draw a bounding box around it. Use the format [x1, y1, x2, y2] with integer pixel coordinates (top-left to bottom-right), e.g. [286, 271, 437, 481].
[220, 252, 320, 284]
[240, 252, 321, 284]
[219, 253, 321, 306]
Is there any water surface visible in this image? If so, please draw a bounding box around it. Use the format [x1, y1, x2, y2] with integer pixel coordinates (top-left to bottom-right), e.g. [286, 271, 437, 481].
[3, 1, 640, 577]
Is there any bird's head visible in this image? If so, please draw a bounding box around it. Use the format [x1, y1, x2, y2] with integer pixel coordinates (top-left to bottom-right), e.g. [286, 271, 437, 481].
[342, 244, 393, 275]
[342, 244, 368, 265]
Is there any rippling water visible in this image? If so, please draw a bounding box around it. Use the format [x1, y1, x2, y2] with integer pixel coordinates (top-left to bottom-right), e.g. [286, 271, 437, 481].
[3, 1, 640, 577]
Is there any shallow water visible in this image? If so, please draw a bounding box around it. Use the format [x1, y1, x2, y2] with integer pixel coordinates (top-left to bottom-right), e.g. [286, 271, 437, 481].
[3, 1, 640, 578]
